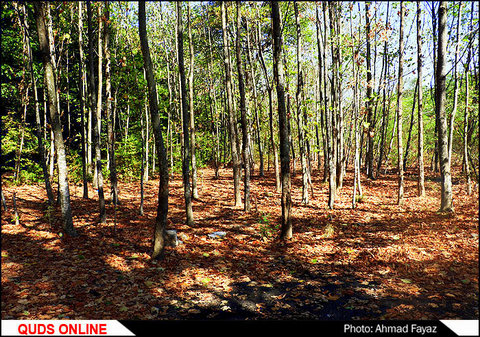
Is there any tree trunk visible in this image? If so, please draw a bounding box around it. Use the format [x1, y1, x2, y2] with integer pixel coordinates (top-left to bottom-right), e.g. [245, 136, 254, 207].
[272, 1, 292, 240]
[417, 1, 426, 197]
[139, 1, 170, 259]
[295, 2, 309, 204]
[403, 79, 418, 171]
[396, 2, 405, 206]
[325, 2, 336, 208]
[176, 2, 195, 226]
[18, 2, 54, 203]
[187, 3, 198, 199]
[365, 2, 375, 179]
[222, 2, 242, 206]
[236, 2, 251, 212]
[246, 19, 264, 177]
[435, 1, 453, 212]
[77, 1, 88, 199]
[34, 1, 76, 236]
[104, 1, 118, 205]
[94, 2, 106, 223]
[463, 2, 474, 195]
[447, 2, 463, 166]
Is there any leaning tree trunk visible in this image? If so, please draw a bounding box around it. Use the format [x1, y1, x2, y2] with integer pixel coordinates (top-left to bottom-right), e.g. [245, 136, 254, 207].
[448, 2, 463, 166]
[20, 2, 54, 204]
[436, 1, 453, 211]
[34, 1, 76, 236]
[139, 1, 170, 259]
[272, 1, 292, 240]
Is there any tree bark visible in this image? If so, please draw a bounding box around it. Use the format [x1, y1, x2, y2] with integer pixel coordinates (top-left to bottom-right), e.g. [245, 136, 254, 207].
[18, 2, 54, 203]
[236, 2, 251, 212]
[222, 2, 242, 206]
[187, 3, 198, 199]
[94, 2, 106, 223]
[447, 2, 463, 166]
[77, 1, 89, 199]
[365, 2, 375, 179]
[34, 1, 76, 236]
[417, 1, 426, 197]
[272, 1, 292, 240]
[435, 1, 453, 212]
[176, 2, 195, 225]
[104, 2, 118, 205]
[295, 2, 309, 204]
[139, 1, 170, 259]
[396, 2, 405, 206]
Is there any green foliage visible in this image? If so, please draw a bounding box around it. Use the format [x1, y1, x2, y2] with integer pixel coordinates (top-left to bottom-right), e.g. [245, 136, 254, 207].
[257, 212, 279, 238]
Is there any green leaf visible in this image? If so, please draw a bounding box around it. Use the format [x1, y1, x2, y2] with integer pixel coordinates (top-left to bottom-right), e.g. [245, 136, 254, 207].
[400, 278, 412, 284]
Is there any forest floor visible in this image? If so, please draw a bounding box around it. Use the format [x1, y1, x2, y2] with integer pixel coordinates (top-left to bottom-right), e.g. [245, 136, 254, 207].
[1, 166, 479, 320]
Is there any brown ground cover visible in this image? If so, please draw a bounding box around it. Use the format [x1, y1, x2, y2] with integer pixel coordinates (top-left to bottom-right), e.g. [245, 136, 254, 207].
[1, 167, 478, 320]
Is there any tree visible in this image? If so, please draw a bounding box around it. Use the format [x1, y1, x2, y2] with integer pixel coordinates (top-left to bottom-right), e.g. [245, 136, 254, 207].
[139, 0, 170, 258]
[236, 2, 251, 212]
[222, 1, 242, 206]
[77, 1, 89, 199]
[176, 2, 194, 226]
[417, 1, 426, 197]
[295, 1, 309, 204]
[104, 1, 119, 205]
[365, 2, 375, 179]
[187, 3, 198, 199]
[34, 1, 76, 236]
[396, 2, 405, 206]
[271, 1, 292, 240]
[435, 1, 453, 212]
[17, 2, 54, 204]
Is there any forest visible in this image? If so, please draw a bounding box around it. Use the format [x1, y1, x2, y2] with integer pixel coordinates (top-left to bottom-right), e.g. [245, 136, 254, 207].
[1, 1, 479, 321]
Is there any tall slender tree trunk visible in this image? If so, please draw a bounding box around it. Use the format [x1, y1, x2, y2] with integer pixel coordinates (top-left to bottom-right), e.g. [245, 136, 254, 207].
[34, 1, 76, 236]
[222, 2, 242, 206]
[463, 2, 474, 196]
[176, 2, 195, 225]
[396, 2, 405, 206]
[417, 1, 426, 197]
[257, 18, 280, 192]
[104, 1, 118, 205]
[246, 19, 264, 177]
[365, 2, 375, 179]
[272, 1, 292, 240]
[447, 2, 463, 165]
[403, 80, 419, 170]
[77, 1, 88, 199]
[187, 3, 198, 199]
[295, 2, 309, 204]
[139, 1, 170, 259]
[94, 2, 106, 223]
[19, 2, 54, 203]
[325, 2, 336, 208]
[235, 3, 251, 211]
[436, 1, 453, 211]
